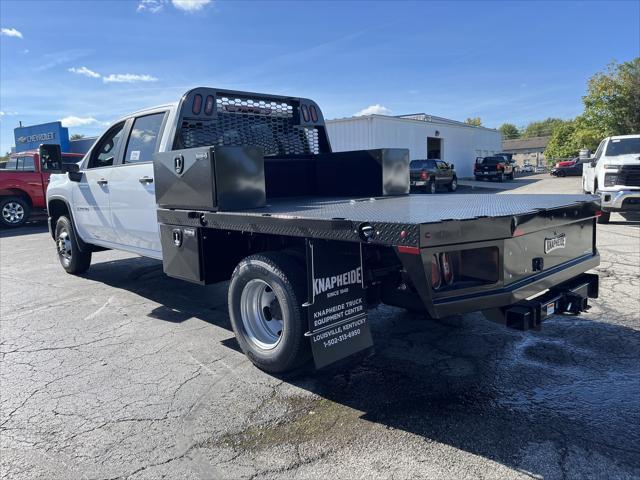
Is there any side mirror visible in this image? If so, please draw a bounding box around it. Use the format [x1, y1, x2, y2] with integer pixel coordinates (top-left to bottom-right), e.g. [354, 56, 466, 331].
[62, 162, 82, 182]
[39, 143, 62, 171]
[590, 160, 597, 168]
[450, 163, 454, 169]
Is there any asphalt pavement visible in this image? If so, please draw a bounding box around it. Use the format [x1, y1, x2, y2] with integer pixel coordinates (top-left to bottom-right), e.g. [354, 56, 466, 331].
[1, 174, 639, 479]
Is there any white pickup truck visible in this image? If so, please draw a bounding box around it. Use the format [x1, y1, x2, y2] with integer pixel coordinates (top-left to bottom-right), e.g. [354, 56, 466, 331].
[45, 87, 601, 373]
[582, 134, 640, 223]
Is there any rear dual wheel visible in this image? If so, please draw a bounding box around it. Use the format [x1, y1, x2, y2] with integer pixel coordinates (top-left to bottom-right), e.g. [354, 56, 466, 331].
[228, 252, 310, 373]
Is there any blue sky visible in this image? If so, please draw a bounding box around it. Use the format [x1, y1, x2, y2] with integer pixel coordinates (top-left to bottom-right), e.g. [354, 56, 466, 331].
[1, 0, 638, 153]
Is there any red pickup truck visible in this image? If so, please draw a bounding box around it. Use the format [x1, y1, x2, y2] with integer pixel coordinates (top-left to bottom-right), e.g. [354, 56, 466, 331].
[0, 149, 83, 227]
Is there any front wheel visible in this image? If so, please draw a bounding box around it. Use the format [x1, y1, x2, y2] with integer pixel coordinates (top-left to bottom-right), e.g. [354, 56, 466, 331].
[447, 176, 458, 192]
[426, 180, 437, 194]
[497, 173, 505, 182]
[0, 196, 30, 228]
[228, 252, 310, 373]
[55, 216, 92, 274]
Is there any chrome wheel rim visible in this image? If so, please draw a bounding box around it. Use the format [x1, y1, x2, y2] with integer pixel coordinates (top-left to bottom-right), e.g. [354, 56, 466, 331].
[451, 179, 457, 190]
[56, 230, 72, 260]
[240, 279, 284, 350]
[2, 202, 25, 224]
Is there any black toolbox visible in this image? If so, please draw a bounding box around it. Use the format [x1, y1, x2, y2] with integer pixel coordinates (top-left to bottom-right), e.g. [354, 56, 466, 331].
[154, 145, 266, 211]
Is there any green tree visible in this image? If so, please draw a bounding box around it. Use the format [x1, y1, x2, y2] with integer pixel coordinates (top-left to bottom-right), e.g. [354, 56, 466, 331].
[582, 58, 640, 137]
[498, 123, 520, 139]
[465, 117, 482, 126]
[70, 133, 85, 140]
[522, 118, 565, 138]
[545, 121, 578, 159]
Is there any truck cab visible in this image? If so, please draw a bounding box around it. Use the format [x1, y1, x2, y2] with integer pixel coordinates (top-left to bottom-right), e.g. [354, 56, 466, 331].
[582, 134, 640, 223]
[47, 104, 178, 256]
[0, 149, 83, 227]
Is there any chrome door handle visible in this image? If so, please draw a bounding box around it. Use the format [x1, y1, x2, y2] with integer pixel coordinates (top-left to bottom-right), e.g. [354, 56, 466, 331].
[139, 176, 154, 185]
[97, 178, 108, 185]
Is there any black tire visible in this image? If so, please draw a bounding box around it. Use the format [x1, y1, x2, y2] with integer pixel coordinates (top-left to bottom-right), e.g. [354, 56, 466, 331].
[228, 252, 310, 373]
[0, 196, 30, 228]
[498, 173, 505, 182]
[426, 180, 437, 194]
[597, 211, 611, 224]
[447, 176, 458, 192]
[55, 216, 92, 274]
[558, 170, 566, 177]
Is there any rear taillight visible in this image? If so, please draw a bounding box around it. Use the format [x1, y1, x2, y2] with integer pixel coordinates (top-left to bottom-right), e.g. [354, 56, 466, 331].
[192, 94, 202, 115]
[431, 254, 442, 290]
[309, 105, 318, 122]
[439, 252, 454, 285]
[430, 247, 499, 291]
[497, 163, 504, 170]
[420, 170, 428, 181]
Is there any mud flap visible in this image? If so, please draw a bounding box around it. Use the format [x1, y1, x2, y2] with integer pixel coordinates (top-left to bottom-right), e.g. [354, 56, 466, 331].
[304, 240, 374, 369]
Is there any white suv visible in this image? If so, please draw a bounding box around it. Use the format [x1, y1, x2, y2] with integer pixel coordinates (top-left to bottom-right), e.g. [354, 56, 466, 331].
[582, 134, 640, 223]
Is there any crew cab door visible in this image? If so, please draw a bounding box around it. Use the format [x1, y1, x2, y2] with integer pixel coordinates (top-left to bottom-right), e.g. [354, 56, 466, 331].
[109, 111, 167, 257]
[72, 122, 126, 243]
[583, 139, 606, 192]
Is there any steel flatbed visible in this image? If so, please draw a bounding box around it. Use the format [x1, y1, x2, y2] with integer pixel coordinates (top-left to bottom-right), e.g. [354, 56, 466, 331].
[157, 193, 600, 248]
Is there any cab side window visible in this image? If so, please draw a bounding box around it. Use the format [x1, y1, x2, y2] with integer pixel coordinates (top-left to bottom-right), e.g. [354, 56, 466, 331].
[88, 122, 126, 169]
[123, 112, 166, 164]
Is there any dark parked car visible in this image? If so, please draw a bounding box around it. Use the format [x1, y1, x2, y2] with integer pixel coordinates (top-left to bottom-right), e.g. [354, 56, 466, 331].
[552, 158, 588, 177]
[409, 159, 458, 194]
[474, 156, 515, 182]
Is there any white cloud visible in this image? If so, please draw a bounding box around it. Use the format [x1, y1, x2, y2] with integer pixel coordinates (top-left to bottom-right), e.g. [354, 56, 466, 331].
[68, 66, 101, 78]
[172, 0, 211, 12]
[137, 0, 165, 13]
[0, 111, 18, 116]
[1, 27, 23, 38]
[60, 116, 101, 127]
[102, 73, 159, 83]
[354, 104, 391, 116]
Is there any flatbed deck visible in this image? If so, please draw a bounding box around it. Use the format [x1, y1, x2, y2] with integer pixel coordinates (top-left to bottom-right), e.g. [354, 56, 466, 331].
[157, 193, 600, 248]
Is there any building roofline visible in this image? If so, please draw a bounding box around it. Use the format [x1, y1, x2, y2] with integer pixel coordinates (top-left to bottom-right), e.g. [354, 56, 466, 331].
[326, 113, 499, 132]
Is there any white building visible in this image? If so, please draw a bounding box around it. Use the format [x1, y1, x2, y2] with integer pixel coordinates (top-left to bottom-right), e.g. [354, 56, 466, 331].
[326, 114, 502, 179]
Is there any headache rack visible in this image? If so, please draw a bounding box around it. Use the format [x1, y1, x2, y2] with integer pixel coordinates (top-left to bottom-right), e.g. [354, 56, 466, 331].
[172, 87, 332, 156]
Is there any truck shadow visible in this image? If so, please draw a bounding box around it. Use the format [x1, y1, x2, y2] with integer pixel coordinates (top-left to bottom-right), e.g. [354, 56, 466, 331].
[0, 220, 49, 238]
[85, 256, 640, 477]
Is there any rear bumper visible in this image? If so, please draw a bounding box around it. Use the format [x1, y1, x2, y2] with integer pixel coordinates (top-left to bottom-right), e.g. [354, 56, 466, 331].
[431, 253, 599, 318]
[600, 189, 640, 211]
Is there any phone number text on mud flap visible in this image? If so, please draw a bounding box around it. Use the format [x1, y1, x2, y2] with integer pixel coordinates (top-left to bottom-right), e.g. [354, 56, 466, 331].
[311, 317, 367, 349]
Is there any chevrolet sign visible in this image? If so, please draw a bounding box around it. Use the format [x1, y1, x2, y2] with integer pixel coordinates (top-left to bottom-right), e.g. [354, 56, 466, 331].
[17, 132, 56, 144]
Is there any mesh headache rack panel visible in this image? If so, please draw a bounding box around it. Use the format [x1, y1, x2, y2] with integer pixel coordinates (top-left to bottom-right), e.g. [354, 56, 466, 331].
[176, 90, 322, 156]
